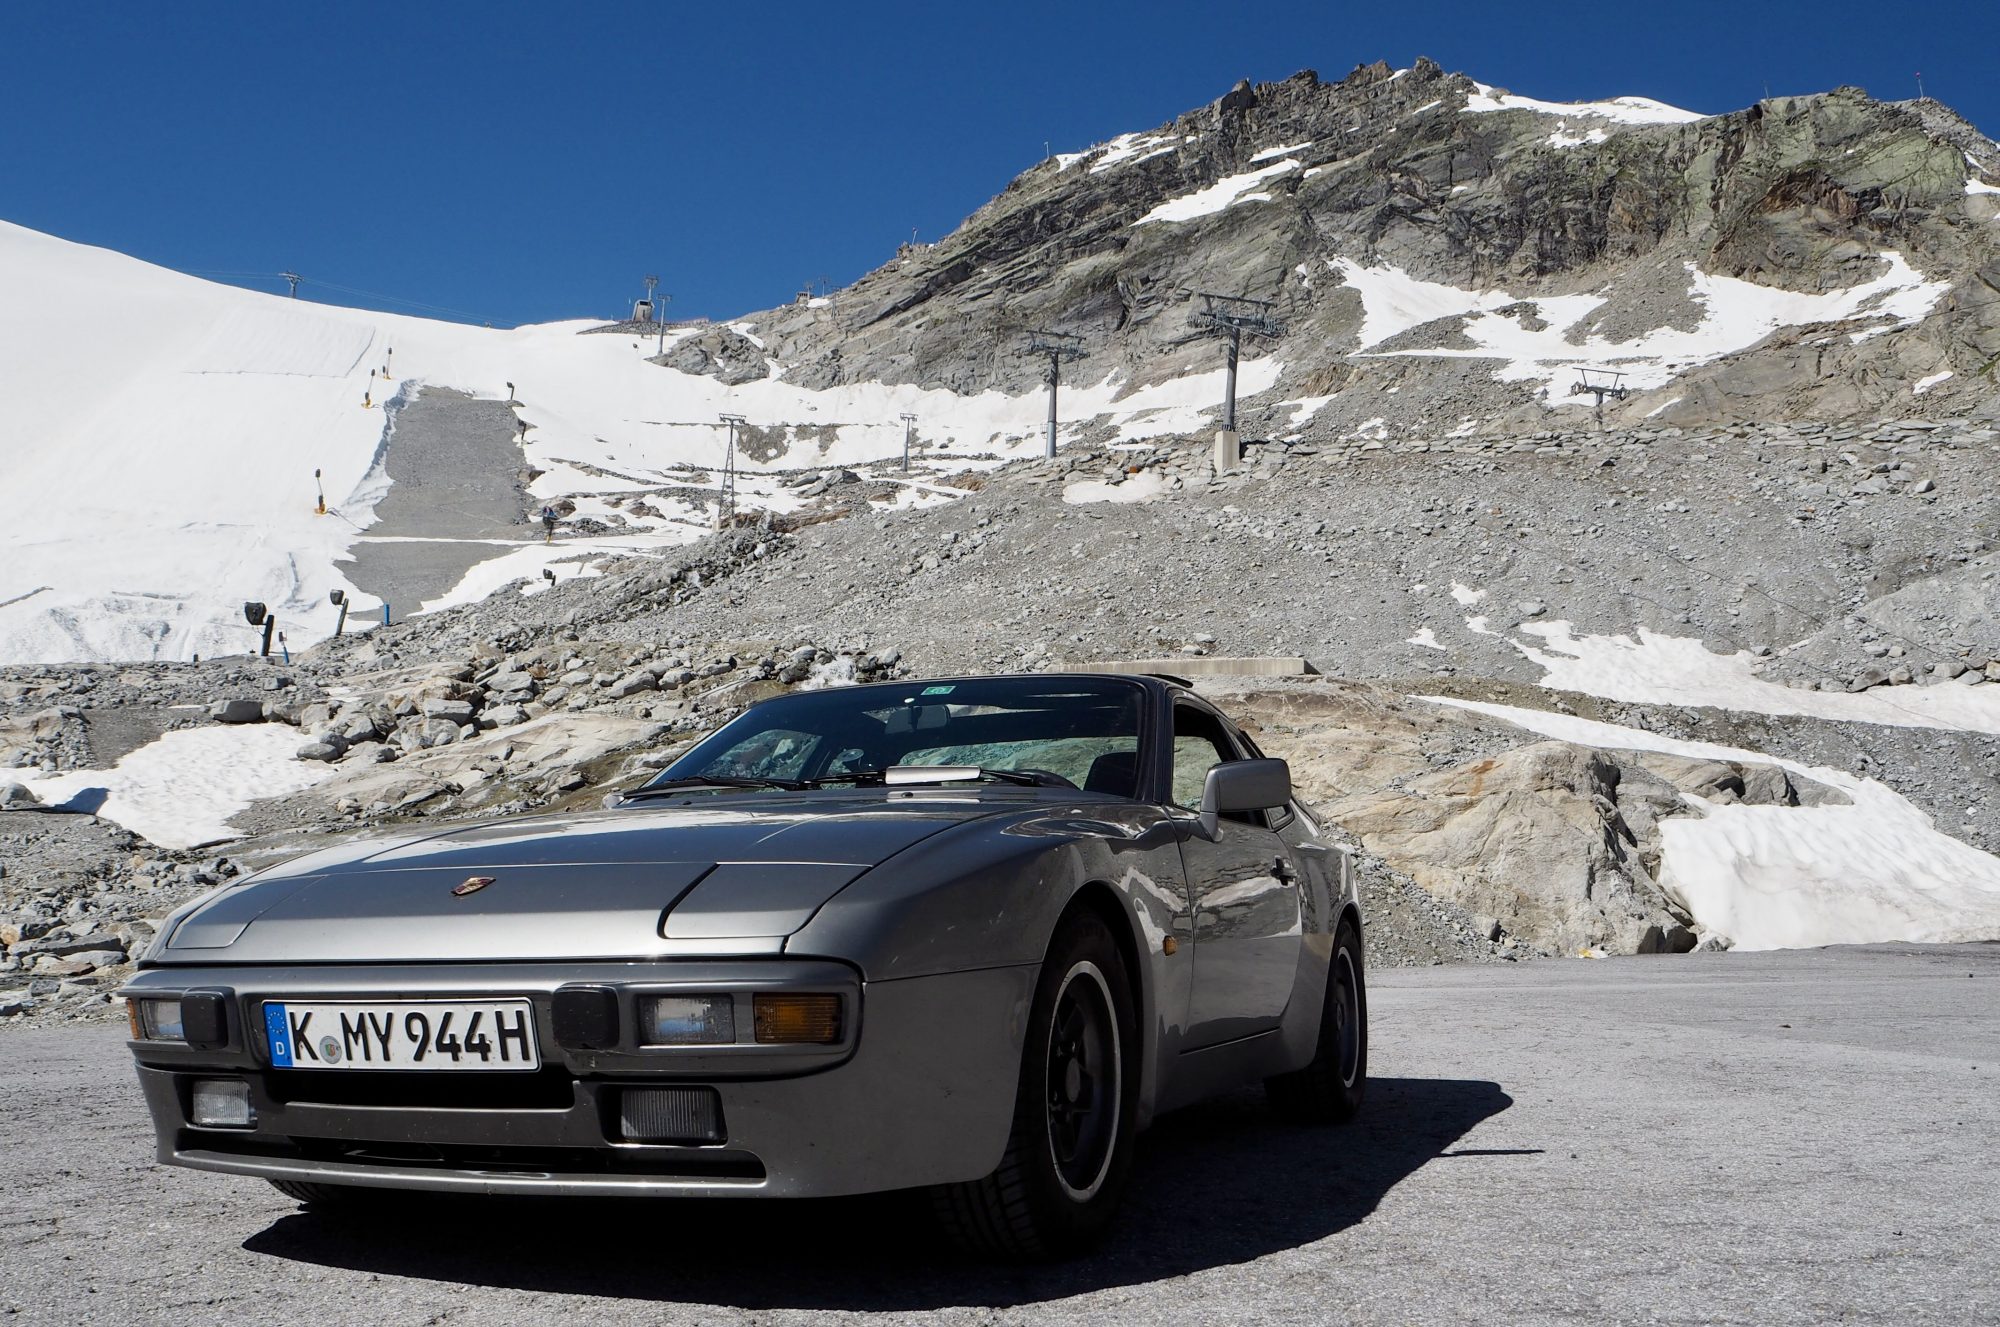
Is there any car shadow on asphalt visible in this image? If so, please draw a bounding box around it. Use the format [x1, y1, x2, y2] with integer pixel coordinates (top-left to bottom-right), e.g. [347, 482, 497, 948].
[242, 1075, 1510, 1309]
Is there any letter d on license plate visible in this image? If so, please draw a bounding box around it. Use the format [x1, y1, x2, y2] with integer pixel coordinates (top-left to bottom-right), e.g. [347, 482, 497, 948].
[261, 1000, 541, 1071]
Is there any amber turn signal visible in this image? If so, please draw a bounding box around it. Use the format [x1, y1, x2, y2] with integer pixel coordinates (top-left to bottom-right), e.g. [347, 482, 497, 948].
[752, 993, 842, 1044]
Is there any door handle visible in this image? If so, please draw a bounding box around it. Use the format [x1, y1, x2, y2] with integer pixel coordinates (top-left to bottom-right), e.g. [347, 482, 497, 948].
[1271, 856, 1296, 883]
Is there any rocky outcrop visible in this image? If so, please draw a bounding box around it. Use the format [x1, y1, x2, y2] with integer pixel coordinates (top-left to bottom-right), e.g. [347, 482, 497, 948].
[719, 61, 1999, 437]
[656, 327, 770, 384]
[1325, 742, 1693, 955]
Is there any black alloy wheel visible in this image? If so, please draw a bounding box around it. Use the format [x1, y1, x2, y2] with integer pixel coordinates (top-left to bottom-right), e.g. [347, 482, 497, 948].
[1266, 916, 1368, 1123]
[934, 909, 1139, 1259]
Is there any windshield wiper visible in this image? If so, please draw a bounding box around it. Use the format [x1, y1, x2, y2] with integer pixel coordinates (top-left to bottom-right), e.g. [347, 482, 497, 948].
[805, 766, 1048, 789]
[620, 774, 808, 801]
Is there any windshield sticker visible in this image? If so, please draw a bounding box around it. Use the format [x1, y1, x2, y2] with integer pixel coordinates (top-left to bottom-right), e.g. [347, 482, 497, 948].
[919, 686, 956, 696]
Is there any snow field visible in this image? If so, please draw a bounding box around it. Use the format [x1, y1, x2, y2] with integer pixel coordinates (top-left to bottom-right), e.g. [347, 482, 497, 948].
[0, 221, 1288, 664]
[12, 724, 337, 849]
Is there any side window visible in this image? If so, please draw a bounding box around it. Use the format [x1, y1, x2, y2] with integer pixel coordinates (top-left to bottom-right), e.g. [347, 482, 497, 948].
[1170, 704, 1237, 810]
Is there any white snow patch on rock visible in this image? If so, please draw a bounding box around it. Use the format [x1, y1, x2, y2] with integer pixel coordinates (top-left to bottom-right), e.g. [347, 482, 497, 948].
[1463, 84, 1707, 125]
[1134, 160, 1302, 226]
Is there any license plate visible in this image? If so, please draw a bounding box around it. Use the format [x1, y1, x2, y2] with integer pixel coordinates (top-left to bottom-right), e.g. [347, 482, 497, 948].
[262, 1000, 541, 1071]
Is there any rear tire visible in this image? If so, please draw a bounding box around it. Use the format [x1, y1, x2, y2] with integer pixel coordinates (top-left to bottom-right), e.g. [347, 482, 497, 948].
[933, 910, 1139, 1260]
[1266, 917, 1367, 1124]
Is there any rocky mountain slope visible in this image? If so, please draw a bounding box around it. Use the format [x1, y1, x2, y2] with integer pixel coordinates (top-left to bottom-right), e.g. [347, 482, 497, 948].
[748, 61, 2000, 436]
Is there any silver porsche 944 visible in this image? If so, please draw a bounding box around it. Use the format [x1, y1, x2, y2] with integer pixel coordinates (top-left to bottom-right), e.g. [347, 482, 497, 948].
[122, 673, 1366, 1258]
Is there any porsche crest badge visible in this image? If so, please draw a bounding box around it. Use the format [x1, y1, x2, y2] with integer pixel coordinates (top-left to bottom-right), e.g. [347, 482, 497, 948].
[452, 875, 497, 897]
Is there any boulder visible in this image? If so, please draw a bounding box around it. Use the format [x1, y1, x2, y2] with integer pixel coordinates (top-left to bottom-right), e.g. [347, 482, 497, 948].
[1327, 741, 1692, 956]
[422, 697, 477, 726]
[481, 703, 529, 729]
[607, 670, 657, 699]
[210, 699, 267, 724]
[0, 783, 43, 811]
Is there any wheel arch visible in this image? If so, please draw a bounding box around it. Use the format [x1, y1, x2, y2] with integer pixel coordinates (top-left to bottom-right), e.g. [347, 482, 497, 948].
[1053, 878, 1158, 1130]
[1338, 899, 1364, 948]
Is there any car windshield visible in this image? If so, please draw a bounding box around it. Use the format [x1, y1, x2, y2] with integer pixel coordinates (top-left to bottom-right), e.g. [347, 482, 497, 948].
[647, 677, 1145, 797]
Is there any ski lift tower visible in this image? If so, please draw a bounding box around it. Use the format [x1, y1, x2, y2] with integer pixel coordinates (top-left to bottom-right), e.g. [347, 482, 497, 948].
[716, 413, 745, 529]
[1020, 330, 1086, 459]
[1190, 292, 1284, 470]
[1570, 368, 1628, 424]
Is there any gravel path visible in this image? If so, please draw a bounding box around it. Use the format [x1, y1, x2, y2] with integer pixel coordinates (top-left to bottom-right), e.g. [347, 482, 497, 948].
[342, 387, 529, 615]
[3, 944, 1992, 1325]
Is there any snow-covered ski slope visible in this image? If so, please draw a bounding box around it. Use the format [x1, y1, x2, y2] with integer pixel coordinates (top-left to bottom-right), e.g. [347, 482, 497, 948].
[0, 220, 1277, 664]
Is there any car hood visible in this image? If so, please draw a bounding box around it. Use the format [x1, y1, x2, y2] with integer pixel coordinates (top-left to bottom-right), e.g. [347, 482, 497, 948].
[153, 797, 1001, 964]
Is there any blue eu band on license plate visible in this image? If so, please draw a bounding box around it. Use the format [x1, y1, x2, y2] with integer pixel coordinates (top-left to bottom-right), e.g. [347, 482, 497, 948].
[261, 999, 541, 1071]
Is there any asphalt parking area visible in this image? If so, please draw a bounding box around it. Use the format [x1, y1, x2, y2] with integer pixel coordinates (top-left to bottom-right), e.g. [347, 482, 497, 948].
[4, 944, 1992, 1325]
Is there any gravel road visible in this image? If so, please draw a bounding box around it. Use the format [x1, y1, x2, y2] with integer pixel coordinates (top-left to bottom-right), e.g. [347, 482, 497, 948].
[3, 944, 1993, 1326]
[341, 386, 529, 615]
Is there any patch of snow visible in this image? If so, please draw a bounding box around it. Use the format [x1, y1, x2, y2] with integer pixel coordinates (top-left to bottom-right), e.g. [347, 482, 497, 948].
[1644, 395, 1684, 418]
[411, 539, 645, 614]
[1284, 394, 1336, 426]
[1545, 123, 1609, 149]
[1449, 581, 1487, 606]
[14, 724, 337, 848]
[1463, 83, 1707, 125]
[1134, 160, 1302, 226]
[1407, 627, 1445, 650]
[1421, 696, 2000, 951]
[1507, 620, 2000, 735]
[1913, 370, 1953, 395]
[1063, 470, 1171, 506]
[1056, 131, 1183, 174]
[1251, 141, 1314, 163]
[1331, 257, 1527, 348]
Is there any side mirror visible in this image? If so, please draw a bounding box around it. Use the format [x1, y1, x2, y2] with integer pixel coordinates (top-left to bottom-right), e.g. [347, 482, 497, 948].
[1199, 758, 1291, 836]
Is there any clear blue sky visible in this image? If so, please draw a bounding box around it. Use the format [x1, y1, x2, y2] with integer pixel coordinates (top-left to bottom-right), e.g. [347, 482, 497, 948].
[5, 1, 1993, 327]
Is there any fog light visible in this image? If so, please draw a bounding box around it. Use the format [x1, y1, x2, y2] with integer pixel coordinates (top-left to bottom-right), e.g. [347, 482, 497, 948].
[130, 998, 186, 1042]
[619, 1086, 724, 1144]
[640, 994, 735, 1046]
[190, 1079, 254, 1129]
[753, 993, 842, 1044]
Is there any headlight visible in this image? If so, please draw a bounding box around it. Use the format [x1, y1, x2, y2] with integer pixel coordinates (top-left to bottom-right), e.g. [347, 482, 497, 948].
[639, 994, 735, 1046]
[128, 997, 186, 1042]
[753, 993, 842, 1045]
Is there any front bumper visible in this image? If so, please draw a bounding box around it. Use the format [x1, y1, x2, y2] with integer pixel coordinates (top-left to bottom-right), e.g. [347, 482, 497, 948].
[122, 959, 1037, 1198]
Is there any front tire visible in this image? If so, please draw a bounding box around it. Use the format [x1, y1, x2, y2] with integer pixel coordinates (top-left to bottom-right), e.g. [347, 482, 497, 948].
[933, 910, 1139, 1260]
[1266, 916, 1368, 1123]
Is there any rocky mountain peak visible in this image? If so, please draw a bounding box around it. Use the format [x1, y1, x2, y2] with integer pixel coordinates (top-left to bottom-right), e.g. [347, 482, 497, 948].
[733, 59, 2000, 439]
